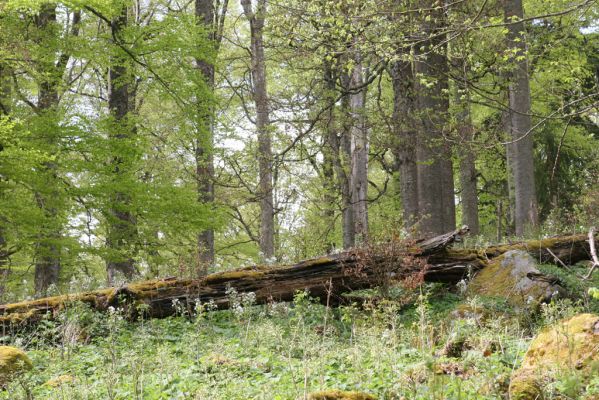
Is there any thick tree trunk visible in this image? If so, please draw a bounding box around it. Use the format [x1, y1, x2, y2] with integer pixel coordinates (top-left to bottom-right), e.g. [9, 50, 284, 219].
[241, 0, 275, 260]
[2, 228, 596, 329]
[415, 2, 455, 235]
[503, 0, 538, 236]
[390, 60, 419, 229]
[106, 5, 138, 284]
[349, 60, 368, 244]
[194, 0, 217, 273]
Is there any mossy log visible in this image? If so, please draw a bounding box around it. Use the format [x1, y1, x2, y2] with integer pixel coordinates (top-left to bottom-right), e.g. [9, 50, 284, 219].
[0, 228, 595, 329]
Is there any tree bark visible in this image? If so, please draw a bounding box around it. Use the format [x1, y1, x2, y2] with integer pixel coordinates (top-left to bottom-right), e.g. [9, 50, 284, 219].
[106, 5, 138, 284]
[3, 228, 597, 329]
[33, 5, 63, 296]
[321, 60, 338, 251]
[415, 1, 456, 236]
[390, 59, 419, 229]
[194, 0, 225, 273]
[454, 84, 479, 235]
[0, 63, 11, 300]
[241, 0, 275, 260]
[339, 72, 355, 249]
[503, 0, 538, 236]
[349, 60, 368, 244]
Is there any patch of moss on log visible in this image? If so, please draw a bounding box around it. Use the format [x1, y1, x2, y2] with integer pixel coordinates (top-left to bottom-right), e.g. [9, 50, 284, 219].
[203, 266, 271, 284]
[307, 390, 377, 400]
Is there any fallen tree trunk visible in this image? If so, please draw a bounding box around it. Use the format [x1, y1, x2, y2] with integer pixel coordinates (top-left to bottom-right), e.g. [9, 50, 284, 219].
[0, 228, 595, 329]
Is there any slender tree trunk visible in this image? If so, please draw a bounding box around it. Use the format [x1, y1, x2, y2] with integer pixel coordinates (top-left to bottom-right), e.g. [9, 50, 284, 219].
[194, 0, 217, 274]
[455, 85, 479, 235]
[321, 60, 338, 251]
[339, 72, 355, 249]
[33, 5, 62, 296]
[241, 0, 275, 260]
[503, 0, 538, 236]
[106, 5, 138, 284]
[415, 1, 455, 235]
[390, 60, 419, 229]
[349, 60, 368, 243]
[0, 63, 11, 299]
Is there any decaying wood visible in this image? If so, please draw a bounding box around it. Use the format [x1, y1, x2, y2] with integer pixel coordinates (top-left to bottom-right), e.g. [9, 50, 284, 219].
[0, 227, 596, 329]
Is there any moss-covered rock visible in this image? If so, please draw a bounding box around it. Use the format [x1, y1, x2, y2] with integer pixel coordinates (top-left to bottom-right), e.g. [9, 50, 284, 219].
[467, 250, 562, 308]
[307, 390, 376, 400]
[509, 313, 599, 400]
[0, 346, 32, 386]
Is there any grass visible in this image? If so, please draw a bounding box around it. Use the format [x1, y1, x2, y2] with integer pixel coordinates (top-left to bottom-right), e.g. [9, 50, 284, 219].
[0, 284, 597, 399]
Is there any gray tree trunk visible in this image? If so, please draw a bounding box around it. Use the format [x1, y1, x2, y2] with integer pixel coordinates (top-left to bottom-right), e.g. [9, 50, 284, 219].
[241, 0, 275, 260]
[106, 5, 138, 284]
[339, 72, 355, 249]
[321, 60, 338, 251]
[33, 5, 63, 296]
[349, 60, 368, 243]
[415, 1, 455, 236]
[194, 0, 218, 274]
[503, 0, 538, 236]
[390, 60, 419, 229]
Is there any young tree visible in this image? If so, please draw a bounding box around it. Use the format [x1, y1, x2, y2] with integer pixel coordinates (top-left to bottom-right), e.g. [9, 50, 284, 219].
[349, 59, 369, 243]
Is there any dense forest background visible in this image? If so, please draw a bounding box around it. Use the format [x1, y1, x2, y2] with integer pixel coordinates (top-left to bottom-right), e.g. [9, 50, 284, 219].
[0, 0, 598, 301]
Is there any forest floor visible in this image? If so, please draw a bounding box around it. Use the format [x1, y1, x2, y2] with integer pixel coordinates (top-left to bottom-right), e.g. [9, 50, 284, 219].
[2, 263, 599, 400]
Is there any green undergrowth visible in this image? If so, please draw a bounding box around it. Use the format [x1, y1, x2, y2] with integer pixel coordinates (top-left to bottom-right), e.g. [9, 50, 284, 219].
[0, 284, 597, 399]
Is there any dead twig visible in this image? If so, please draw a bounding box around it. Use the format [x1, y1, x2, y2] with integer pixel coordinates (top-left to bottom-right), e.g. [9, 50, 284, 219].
[547, 247, 586, 279]
[583, 227, 599, 280]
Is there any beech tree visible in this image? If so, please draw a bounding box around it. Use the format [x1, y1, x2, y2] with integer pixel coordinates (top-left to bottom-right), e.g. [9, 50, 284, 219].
[502, 0, 538, 236]
[241, 0, 275, 260]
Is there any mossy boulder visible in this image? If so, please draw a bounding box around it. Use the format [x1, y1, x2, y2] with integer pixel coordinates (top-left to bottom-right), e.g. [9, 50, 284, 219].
[0, 346, 32, 385]
[468, 250, 562, 308]
[307, 390, 376, 400]
[509, 313, 599, 400]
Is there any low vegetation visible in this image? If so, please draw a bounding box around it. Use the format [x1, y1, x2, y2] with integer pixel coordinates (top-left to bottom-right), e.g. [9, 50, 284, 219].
[1, 263, 598, 399]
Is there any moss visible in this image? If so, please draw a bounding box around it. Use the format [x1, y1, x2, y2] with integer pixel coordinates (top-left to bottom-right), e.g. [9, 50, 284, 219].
[0, 346, 32, 386]
[307, 390, 377, 400]
[296, 256, 336, 268]
[509, 314, 599, 400]
[508, 371, 544, 400]
[45, 374, 75, 387]
[467, 251, 557, 307]
[521, 313, 599, 370]
[203, 266, 270, 284]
